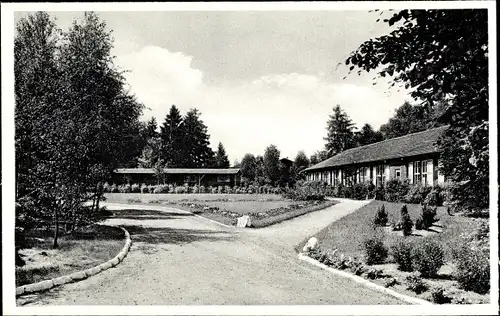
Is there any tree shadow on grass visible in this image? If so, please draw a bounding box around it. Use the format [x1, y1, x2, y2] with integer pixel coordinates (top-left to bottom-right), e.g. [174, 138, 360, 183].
[121, 225, 236, 245]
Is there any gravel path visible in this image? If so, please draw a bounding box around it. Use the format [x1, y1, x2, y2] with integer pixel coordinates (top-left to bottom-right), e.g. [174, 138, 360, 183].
[17, 200, 405, 305]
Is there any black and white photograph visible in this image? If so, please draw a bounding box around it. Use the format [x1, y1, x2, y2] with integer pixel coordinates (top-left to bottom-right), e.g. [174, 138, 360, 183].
[1, 1, 498, 315]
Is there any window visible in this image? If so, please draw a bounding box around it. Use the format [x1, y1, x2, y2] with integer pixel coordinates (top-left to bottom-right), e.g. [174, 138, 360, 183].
[395, 167, 401, 180]
[360, 167, 367, 183]
[376, 165, 386, 185]
[413, 161, 429, 185]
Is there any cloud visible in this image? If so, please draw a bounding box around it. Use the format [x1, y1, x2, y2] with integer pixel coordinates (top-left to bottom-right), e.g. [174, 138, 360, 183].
[115, 45, 410, 163]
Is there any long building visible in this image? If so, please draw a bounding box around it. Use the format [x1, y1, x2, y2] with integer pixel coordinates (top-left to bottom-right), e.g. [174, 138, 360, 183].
[303, 126, 448, 187]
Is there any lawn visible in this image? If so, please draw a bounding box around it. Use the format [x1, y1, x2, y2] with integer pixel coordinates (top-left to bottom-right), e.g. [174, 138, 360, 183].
[105, 193, 338, 228]
[16, 225, 125, 287]
[298, 200, 489, 304]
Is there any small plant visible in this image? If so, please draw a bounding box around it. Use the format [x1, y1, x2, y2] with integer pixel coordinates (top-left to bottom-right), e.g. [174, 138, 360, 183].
[140, 184, 149, 194]
[373, 204, 388, 227]
[421, 204, 438, 229]
[384, 277, 399, 288]
[411, 238, 444, 278]
[405, 272, 428, 294]
[452, 244, 490, 294]
[415, 216, 424, 230]
[365, 268, 384, 280]
[174, 186, 186, 194]
[131, 183, 141, 193]
[363, 233, 388, 265]
[400, 205, 413, 236]
[430, 286, 452, 304]
[391, 240, 414, 272]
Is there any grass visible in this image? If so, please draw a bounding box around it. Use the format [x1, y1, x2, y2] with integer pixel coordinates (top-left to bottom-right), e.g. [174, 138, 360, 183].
[16, 225, 125, 287]
[104, 193, 284, 204]
[297, 200, 490, 304]
[299, 200, 477, 261]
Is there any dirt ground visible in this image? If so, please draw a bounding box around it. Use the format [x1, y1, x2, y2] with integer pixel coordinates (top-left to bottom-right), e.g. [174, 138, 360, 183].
[16, 199, 407, 306]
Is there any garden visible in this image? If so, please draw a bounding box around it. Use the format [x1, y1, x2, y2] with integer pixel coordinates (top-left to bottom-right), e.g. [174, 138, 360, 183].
[298, 200, 490, 304]
[103, 181, 338, 228]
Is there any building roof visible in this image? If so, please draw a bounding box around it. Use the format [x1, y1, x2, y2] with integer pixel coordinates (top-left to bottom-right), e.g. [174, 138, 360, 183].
[114, 168, 240, 175]
[304, 125, 448, 172]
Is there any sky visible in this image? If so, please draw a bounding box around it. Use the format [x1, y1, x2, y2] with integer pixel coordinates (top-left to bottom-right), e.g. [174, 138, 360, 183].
[15, 11, 412, 164]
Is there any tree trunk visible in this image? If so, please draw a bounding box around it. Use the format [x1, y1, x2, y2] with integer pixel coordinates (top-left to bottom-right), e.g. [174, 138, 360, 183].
[53, 207, 59, 249]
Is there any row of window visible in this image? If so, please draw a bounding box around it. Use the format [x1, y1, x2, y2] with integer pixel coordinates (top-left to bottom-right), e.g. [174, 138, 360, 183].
[308, 160, 432, 186]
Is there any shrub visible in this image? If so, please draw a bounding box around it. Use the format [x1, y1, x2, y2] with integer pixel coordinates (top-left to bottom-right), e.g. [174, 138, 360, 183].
[399, 205, 413, 236]
[373, 184, 385, 201]
[152, 185, 163, 194]
[119, 184, 131, 193]
[404, 185, 432, 204]
[175, 186, 186, 194]
[405, 272, 428, 294]
[384, 179, 410, 202]
[452, 244, 490, 294]
[365, 268, 384, 280]
[131, 183, 140, 193]
[421, 204, 438, 229]
[384, 277, 399, 288]
[430, 286, 452, 304]
[217, 186, 223, 194]
[140, 184, 149, 194]
[103, 182, 111, 193]
[283, 181, 326, 201]
[352, 182, 370, 200]
[391, 240, 414, 272]
[411, 238, 444, 278]
[415, 216, 424, 230]
[423, 185, 445, 206]
[373, 204, 388, 227]
[363, 233, 388, 265]
[168, 184, 174, 193]
[199, 185, 205, 194]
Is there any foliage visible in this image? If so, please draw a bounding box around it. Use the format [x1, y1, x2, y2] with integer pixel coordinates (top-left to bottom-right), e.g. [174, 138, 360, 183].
[355, 123, 384, 146]
[384, 277, 400, 288]
[415, 217, 424, 230]
[430, 286, 452, 304]
[362, 233, 388, 265]
[214, 142, 230, 168]
[15, 12, 143, 248]
[405, 272, 428, 294]
[411, 238, 444, 278]
[263, 145, 281, 185]
[391, 240, 414, 272]
[423, 185, 445, 206]
[384, 179, 410, 202]
[420, 204, 438, 230]
[373, 184, 385, 201]
[346, 9, 488, 214]
[351, 182, 371, 200]
[365, 268, 384, 280]
[404, 184, 432, 204]
[373, 204, 388, 227]
[181, 108, 216, 168]
[240, 153, 257, 183]
[283, 181, 326, 201]
[399, 205, 413, 236]
[324, 105, 357, 157]
[159, 105, 184, 167]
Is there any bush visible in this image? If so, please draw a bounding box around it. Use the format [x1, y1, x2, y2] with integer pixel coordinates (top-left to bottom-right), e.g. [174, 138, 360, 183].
[140, 184, 149, 194]
[103, 182, 111, 193]
[430, 286, 452, 304]
[365, 268, 384, 280]
[152, 185, 164, 194]
[199, 185, 205, 194]
[373, 184, 385, 201]
[421, 204, 438, 229]
[175, 186, 186, 194]
[118, 184, 131, 193]
[363, 233, 388, 265]
[168, 184, 174, 193]
[384, 179, 410, 202]
[415, 216, 424, 230]
[411, 238, 444, 278]
[131, 183, 140, 193]
[373, 204, 388, 227]
[452, 244, 490, 294]
[391, 240, 414, 272]
[384, 277, 399, 288]
[423, 185, 445, 206]
[398, 205, 413, 236]
[352, 182, 370, 200]
[404, 185, 432, 204]
[405, 272, 428, 294]
[283, 181, 326, 201]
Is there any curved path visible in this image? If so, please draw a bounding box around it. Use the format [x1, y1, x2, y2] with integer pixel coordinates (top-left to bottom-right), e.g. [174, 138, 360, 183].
[17, 199, 405, 305]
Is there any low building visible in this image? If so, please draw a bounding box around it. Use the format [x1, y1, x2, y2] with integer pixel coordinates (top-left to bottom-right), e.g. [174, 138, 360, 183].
[302, 126, 448, 187]
[112, 168, 242, 187]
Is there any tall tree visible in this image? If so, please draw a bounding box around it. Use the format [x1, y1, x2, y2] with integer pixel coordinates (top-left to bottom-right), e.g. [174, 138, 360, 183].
[160, 105, 184, 167]
[356, 123, 384, 146]
[181, 108, 215, 168]
[379, 102, 431, 139]
[324, 105, 356, 157]
[214, 142, 230, 168]
[346, 9, 488, 211]
[145, 116, 159, 139]
[240, 153, 257, 183]
[254, 155, 268, 186]
[263, 145, 281, 185]
[293, 150, 310, 172]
